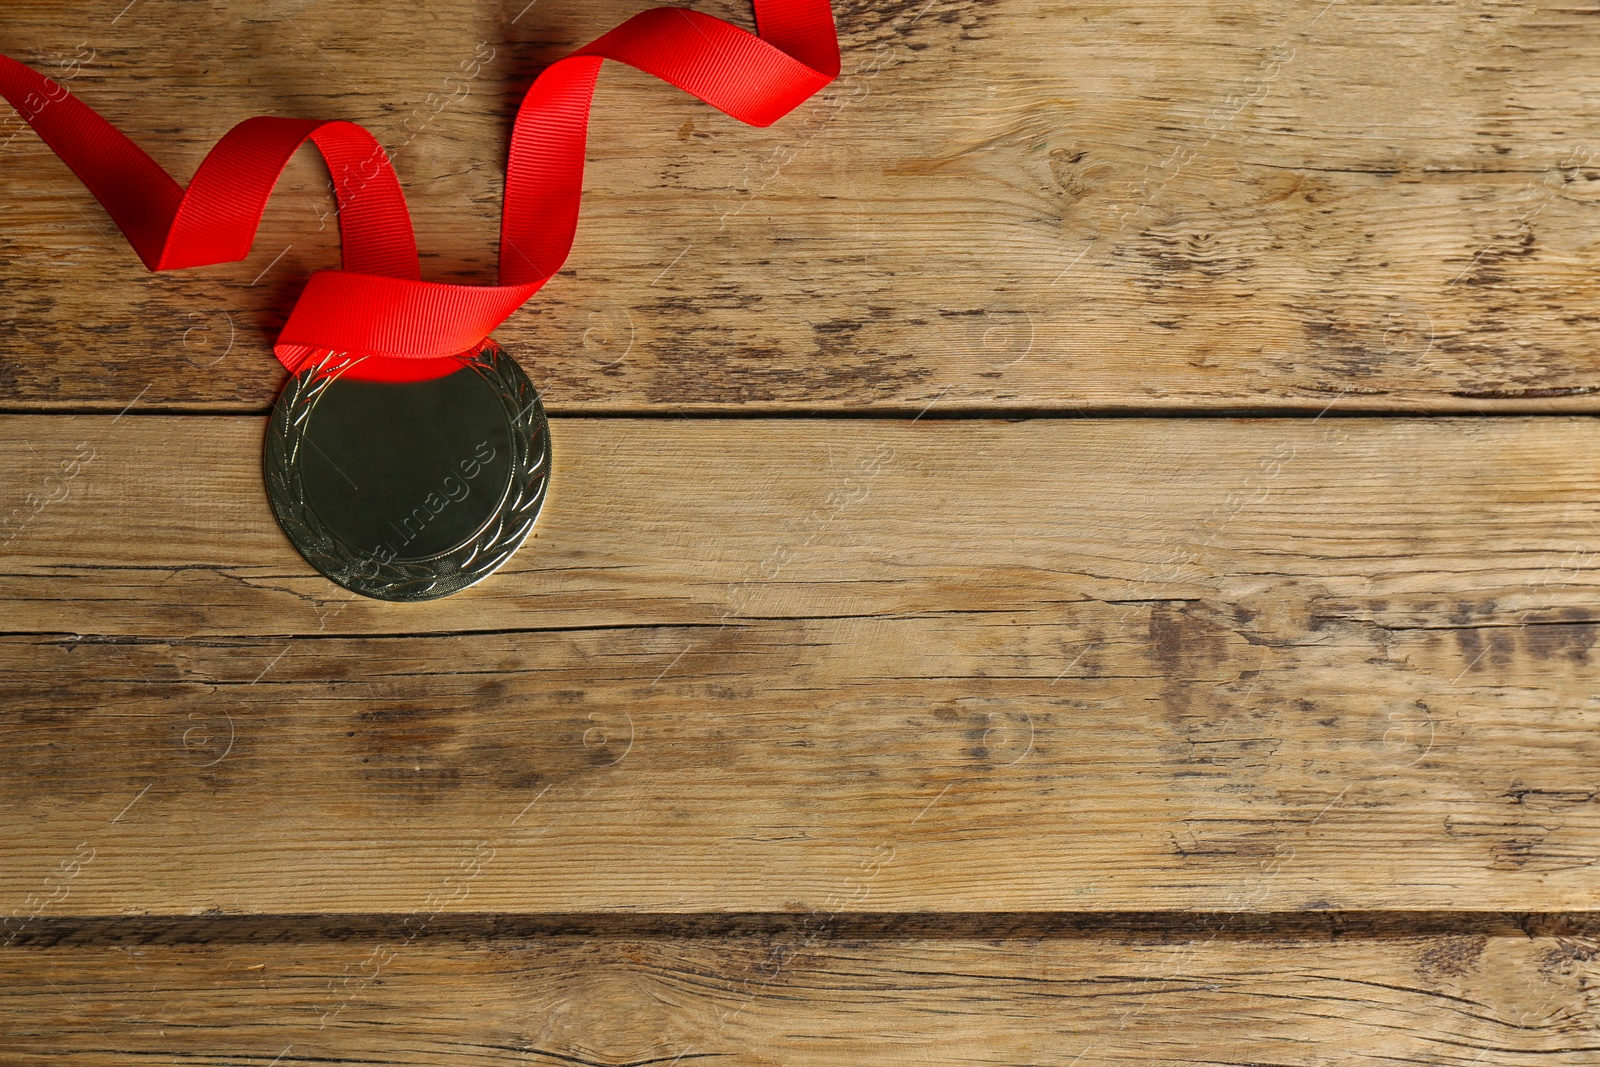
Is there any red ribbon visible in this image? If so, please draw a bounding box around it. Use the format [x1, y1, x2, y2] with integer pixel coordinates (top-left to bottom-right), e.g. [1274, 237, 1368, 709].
[0, 0, 838, 382]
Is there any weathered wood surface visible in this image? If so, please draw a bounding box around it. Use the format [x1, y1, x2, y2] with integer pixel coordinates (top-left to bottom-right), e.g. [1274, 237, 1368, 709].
[3, 415, 1598, 914]
[6, 0, 1600, 413]
[4, 0, 1600, 1052]
[3, 916, 1598, 1066]
[9, 415, 1600, 636]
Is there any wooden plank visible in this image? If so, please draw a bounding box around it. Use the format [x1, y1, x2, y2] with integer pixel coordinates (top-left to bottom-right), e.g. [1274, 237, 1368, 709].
[2, 916, 1597, 1065]
[3, 415, 1599, 913]
[5, 0, 1600, 413]
[5, 414, 1600, 635]
[2, 619, 1596, 914]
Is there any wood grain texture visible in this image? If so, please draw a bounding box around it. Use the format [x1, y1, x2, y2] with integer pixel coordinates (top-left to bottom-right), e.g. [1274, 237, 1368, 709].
[6, 414, 1600, 635]
[4, 0, 1600, 1047]
[6, 0, 1600, 412]
[3, 915, 1598, 1066]
[3, 415, 1598, 913]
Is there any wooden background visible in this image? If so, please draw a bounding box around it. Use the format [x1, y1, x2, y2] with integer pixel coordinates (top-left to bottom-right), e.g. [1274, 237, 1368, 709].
[3, 0, 1599, 1062]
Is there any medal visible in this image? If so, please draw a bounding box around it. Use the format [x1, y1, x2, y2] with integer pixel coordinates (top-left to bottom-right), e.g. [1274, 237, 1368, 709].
[0, 0, 840, 600]
[264, 342, 551, 602]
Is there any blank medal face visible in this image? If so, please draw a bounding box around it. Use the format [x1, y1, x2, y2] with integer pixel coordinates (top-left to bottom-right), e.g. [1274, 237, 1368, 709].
[299, 370, 515, 560]
[264, 341, 550, 601]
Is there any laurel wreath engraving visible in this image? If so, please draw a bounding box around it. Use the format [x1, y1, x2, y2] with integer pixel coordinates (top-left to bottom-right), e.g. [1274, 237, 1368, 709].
[263, 341, 551, 602]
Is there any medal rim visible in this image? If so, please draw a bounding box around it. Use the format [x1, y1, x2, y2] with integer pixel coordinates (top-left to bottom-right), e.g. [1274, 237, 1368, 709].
[263, 341, 550, 602]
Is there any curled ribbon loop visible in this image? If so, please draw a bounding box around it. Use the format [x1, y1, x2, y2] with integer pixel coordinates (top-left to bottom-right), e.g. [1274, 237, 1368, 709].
[0, 0, 839, 381]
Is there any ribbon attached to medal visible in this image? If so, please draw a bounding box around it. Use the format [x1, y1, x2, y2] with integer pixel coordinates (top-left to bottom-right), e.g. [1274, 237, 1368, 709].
[0, 0, 840, 600]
